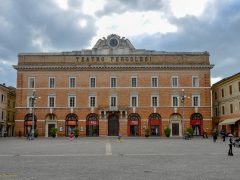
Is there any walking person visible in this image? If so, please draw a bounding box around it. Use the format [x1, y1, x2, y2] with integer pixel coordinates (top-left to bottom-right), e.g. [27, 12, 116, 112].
[213, 131, 218, 142]
[228, 134, 233, 156]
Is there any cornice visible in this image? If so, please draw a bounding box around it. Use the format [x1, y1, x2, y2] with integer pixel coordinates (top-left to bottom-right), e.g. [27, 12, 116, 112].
[13, 64, 214, 71]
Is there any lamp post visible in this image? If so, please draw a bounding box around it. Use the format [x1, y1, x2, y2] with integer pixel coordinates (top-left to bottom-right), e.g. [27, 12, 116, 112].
[30, 90, 37, 140]
[180, 89, 187, 136]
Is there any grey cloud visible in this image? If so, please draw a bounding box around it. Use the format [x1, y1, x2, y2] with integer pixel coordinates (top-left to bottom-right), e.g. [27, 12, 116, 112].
[0, 0, 96, 62]
[96, 0, 166, 16]
[132, 0, 240, 79]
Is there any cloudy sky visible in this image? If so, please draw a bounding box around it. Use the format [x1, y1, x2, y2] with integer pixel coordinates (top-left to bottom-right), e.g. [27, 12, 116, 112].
[0, 0, 239, 87]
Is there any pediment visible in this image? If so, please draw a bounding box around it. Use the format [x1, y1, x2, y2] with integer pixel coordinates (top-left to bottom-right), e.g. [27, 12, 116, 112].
[92, 34, 135, 54]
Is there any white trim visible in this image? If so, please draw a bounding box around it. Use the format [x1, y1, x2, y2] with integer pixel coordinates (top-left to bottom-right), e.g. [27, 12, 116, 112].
[171, 76, 178, 87]
[172, 95, 179, 107]
[151, 95, 159, 107]
[89, 76, 96, 88]
[151, 76, 158, 87]
[28, 77, 35, 88]
[48, 77, 56, 88]
[131, 76, 138, 87]
[69, 77, 76, 88]
[68, 95, 76, 108]
[48, 95, 55, 108]
[89, 96, 97, 108]
[17, 86, 212, 90]
[130, 95, 138, 107]
[192, 76, 199, 87]
[110, 76, 117, 88]
[109, 95, 117, 109]
[192, 95, 200, 107]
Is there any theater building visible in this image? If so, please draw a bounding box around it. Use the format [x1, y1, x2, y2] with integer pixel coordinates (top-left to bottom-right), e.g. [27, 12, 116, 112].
[14, 34, 213, 137]
[212, 72, 240, 136]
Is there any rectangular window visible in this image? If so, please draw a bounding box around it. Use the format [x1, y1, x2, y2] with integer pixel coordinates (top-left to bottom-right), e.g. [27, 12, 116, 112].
[151, 96, 158, 107]
[192, 95, 200, 107]
[131, 76, 137, 87]
[2, 111, 4, 121]
[230, 104, 233, 113]
[222, 106, 225, 115]
[28, 77, 35, 88]
[214, 92, 217, 100]
[90, 77, 96, 88]
[221, 88, 224, 97]
[110, 96, 117, 108]
[89, 96, 96, 107]
[171, 76, 178, 87]
[48, 96, 55, 108]
[172, 96, 179, 107]
[69, 77, 76, 88]
[151, 76, 158, 87]
[110, 77, 117, 88]
[239, 82, 240, 92]
[131, 95, 138, 107]
[1, 94, 5, 103]
[49, 77, 55, 88]
[215, 107, 218, 117]
[192, 76, 199, 87]
[229, 85, 232, 95]
[69, 96, 76, 108]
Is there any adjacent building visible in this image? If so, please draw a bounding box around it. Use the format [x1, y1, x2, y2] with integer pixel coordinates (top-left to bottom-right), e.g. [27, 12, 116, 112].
[212, 72, 240, 136]
[0, 84, 16, 137]
[13, 34, 213, 137]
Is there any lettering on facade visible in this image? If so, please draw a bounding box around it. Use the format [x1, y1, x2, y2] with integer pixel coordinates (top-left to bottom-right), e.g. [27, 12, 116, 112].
[75, 56, 152, 64]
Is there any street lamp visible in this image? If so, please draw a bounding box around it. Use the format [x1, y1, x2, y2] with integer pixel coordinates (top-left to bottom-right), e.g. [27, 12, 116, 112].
[180, 89, 188, 136]
[30, 90, 37, 140]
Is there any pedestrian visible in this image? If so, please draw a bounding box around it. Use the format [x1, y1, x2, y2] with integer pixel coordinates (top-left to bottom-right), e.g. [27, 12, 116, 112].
[118, 133, 122, 142]
[70, 132, 74, 141]
[213, 131, 218, 142]
[228, 134, 233, 156]
[220, 129, 226, 142]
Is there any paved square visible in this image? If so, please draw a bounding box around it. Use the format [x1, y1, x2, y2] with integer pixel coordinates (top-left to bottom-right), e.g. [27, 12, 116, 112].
[0, 137, 239, 180]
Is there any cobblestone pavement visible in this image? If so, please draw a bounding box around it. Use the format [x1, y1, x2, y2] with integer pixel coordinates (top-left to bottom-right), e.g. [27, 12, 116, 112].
[0, 137, 239, 180]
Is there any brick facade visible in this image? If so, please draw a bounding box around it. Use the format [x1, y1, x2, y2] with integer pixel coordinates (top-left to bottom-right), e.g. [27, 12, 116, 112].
[14, 34, 213, 137]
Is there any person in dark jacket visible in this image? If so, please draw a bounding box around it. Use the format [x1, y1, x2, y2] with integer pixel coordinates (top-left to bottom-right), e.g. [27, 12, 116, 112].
[228, 134, 233, 156]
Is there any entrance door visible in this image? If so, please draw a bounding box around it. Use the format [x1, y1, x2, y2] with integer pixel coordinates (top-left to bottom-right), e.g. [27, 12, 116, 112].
[108, 115, 119, 136]
[130, 125, 138, 136]
[151, 125, 159, 136]
[48, 124, 55, 137]
[172, 123, 179, 136]
[192, 125, 200, 136]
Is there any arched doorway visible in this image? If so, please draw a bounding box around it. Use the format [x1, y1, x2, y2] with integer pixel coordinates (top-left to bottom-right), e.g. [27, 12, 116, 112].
[128, 113, 141, 136]
[148, 113, 161, 136]
[86, 113, 99, 137]
[24, 113, 37, 136]
[65, 113, 78, 136]
[45, 113, 57, 137]
[190, 113, 203, 136]
[170, 113, 182, 136]
[108, 114, 119, 136]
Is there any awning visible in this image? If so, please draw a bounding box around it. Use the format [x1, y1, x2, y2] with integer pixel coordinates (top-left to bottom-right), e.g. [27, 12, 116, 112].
[219, 117, 240, 125]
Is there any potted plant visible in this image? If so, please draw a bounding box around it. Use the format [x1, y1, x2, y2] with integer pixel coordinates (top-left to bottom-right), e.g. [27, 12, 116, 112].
[50, 127, 58, 138]
[144, 128, 150, 137]
[34, 129, 39, 138]
[186, 128, 193, 137]
[74, 128, 79, 138]
[164, 127, 171, 137]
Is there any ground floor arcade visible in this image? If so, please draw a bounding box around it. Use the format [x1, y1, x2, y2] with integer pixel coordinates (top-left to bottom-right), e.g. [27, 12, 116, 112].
[15, 111, 211, 137]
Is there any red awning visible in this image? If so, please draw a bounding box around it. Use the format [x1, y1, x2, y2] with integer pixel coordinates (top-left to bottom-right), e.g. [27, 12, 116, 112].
[87, 121, 99, 126]
[150, 120, 160, 125]
[191, 120, 201, 125]
[129, 120, 139, 125]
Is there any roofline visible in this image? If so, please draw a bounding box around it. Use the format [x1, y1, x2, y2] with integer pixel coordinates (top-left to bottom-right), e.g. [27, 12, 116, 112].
[212, 72, 240, 88]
